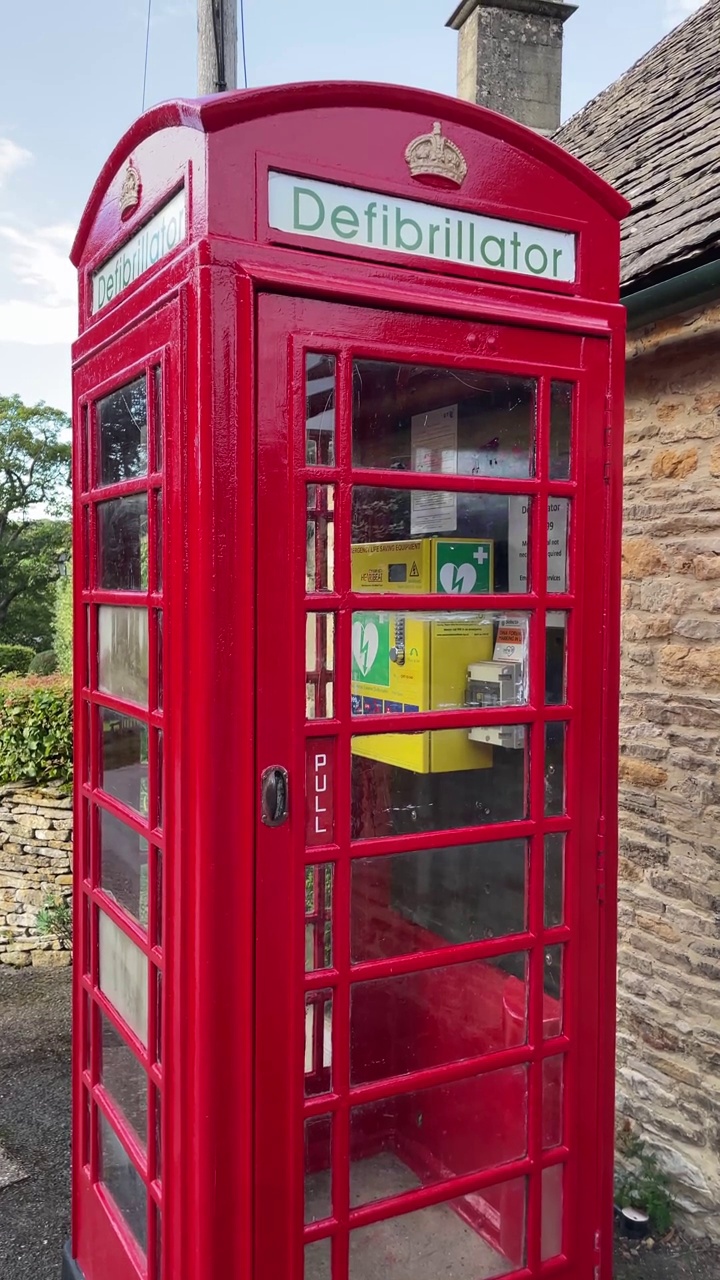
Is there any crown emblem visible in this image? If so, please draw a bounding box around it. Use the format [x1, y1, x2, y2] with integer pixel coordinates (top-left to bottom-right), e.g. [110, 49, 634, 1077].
[405, 122, 468, 188]
[119, 162, 141, 219]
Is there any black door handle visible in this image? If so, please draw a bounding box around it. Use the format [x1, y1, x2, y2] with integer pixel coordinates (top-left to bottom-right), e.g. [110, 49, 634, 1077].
[261, 766, 289, 827]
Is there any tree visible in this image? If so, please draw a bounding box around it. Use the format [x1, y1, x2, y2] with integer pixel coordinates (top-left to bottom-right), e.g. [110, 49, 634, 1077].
[0, 395, 71, 650]
[54, 567, 73, 675]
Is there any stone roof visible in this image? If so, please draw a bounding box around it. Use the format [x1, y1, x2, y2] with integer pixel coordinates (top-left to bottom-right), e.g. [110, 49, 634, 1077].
[555, 0, 720, 292]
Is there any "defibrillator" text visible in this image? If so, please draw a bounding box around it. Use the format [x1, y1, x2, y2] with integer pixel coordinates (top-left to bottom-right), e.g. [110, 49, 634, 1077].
[268, 172, 575, 283]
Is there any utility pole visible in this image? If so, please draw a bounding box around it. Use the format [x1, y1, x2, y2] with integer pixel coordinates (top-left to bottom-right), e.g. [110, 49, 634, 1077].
[198, 0, 238, 95]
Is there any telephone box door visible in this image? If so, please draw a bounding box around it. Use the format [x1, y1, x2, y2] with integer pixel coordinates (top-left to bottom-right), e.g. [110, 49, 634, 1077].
[255, 295, 611, 1280]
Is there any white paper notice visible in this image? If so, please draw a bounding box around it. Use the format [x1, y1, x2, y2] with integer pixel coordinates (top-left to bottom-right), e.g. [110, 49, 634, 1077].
[410, 404, 458, 535]
[508, 497, 531, 592]
[508, 497, 569, 592]
[547, 498, 569, 593]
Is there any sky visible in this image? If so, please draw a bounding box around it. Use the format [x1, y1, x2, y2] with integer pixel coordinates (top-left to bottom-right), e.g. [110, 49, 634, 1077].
[0, 0, 708, 416]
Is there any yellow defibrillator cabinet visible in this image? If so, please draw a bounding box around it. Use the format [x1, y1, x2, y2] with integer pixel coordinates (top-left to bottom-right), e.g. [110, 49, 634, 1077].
[351, 537, 496, 773]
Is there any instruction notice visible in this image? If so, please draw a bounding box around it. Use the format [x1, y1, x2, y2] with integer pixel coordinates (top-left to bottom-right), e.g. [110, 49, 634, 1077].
[508, 497, 569, 593]
[410, 404, 458, 535]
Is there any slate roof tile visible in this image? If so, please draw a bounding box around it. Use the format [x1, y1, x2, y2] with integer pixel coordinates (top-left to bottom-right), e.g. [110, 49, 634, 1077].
[555, 0, 720, 289]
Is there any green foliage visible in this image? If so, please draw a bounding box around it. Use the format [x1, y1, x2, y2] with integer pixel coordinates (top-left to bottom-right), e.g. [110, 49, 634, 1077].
[54, 570, 73, 675]
[0, 644, 34, 675]
[0, 394, 71, 649]
[0, 675, 73, 786]
[28, 650, 58, 676]
[615, 1131, 674, 1235]
[37, 893, 72, 947]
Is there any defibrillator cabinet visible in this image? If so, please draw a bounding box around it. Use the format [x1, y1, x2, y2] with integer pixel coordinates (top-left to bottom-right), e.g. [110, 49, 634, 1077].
[65, 82, 628, 1280]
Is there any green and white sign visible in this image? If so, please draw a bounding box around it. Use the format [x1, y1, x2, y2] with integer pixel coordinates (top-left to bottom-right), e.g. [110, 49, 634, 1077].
[92, 188, 187, 314]
[436, 541, 492, 595]
[352, 615, 390, 685]
[268, 171, 575, 283]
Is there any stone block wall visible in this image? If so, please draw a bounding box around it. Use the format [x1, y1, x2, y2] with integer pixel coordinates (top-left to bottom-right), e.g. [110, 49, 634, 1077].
[618, 301, 720, 1238]
[0, 782, 72, 968]
[453, 2, 572, 135]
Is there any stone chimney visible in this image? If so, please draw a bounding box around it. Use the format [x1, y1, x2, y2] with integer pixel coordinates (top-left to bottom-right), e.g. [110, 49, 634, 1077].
[446, 0, 577, 136]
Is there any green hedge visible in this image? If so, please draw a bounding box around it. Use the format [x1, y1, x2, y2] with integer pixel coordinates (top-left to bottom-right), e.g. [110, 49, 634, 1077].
[0, 676, 73, 786]
[28, 650, 58, 676]
[0, 644, 35, 675]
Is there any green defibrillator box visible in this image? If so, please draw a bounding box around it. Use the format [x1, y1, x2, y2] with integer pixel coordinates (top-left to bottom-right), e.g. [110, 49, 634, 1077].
[351, 537, 495, 773]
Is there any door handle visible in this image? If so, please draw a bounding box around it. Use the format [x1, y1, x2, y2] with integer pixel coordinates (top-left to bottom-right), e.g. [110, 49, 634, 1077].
[261, 765, 289, 827]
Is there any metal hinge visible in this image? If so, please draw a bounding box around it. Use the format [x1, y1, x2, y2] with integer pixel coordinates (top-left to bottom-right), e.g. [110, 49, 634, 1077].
[597, 817, 606, 903]
[603, 394, 613, 483]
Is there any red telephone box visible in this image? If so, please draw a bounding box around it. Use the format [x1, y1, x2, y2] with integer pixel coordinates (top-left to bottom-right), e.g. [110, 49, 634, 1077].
[65, 83, 628, 1280]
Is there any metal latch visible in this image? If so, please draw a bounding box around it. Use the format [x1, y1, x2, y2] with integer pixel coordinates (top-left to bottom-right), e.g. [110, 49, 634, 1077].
[261, 766, 289, 827]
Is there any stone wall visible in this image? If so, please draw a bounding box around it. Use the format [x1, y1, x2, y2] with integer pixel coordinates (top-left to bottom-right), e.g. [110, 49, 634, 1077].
[0, 783, 72, 968]
[453, 1, 570, 135]
[618, 300, 720, 1238]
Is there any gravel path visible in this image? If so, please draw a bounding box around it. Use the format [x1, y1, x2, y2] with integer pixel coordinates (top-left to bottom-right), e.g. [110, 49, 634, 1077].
[1, 965, 719, 1280]
[0, 966, 71, 1280]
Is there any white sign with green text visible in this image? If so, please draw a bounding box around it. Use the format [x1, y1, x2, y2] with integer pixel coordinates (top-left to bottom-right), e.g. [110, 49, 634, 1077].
[268, 171, 575, 283]
[92, 188, 187, 313]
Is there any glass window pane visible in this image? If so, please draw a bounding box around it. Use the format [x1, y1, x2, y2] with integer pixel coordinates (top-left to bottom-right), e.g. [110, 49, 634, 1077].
[305, 989, 333, 1097]
[98, 910, 148, 1045]
[153, 1086, 162, 1180]
[306, 864, 333, 972]
[352, 611, 529, 715]
[353, 489, 531, 595]
[351, 840, 528, 963]
[156, 730, 164, 829]
[307, 486, 335, 592]
[154, 847, 163, 948]
[155, 969, 163, 1065]
[544, 945, 564, 1039]
[153, 366, 163, 472]
[154, 1206, 162, 1280]
[544, 834, 565, 928]
[305, 1239, 331, 1280]
[352, 360, 536, 479]
[349, 1178, 527, 1279]
[545, 613, 567, 706]
[350, 952, 529, 1085]
[155, 491, 163, 592]
[542, 1055, 564, 1150]
[98, 606, 149, 707]
[545, 723, 566, 817]
[541, 1164, 564, 1261]
[82, 991, 91, 1071]
[306, 353, 336, 466]
[351, 726, 528, 840]
[156, 610, 163, 710]
[98, 494, 148, 591]
[82, 509, 89, 588]
[350, 1065, 528, 1208]
[306, 613, 335, 719]
[547, 500, 569, 594]
[82, 1089, 91, 1168]
[100, 808, 149, 927]
[98, 1111, 147, 1254]
[98, 376, 148, 486]
[81, 404, 89, 491]
[100, 708, 149, 815]
[100, 1013, 147, 1144]
[550, 382, 573, 481]
[305, 1115, 332, 1224]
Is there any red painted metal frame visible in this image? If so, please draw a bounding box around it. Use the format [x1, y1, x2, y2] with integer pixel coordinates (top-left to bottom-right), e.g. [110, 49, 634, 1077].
[72, 304, 177, 1280]
[70, 81, 626, 1280]
[255, 294, 613, 1280]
